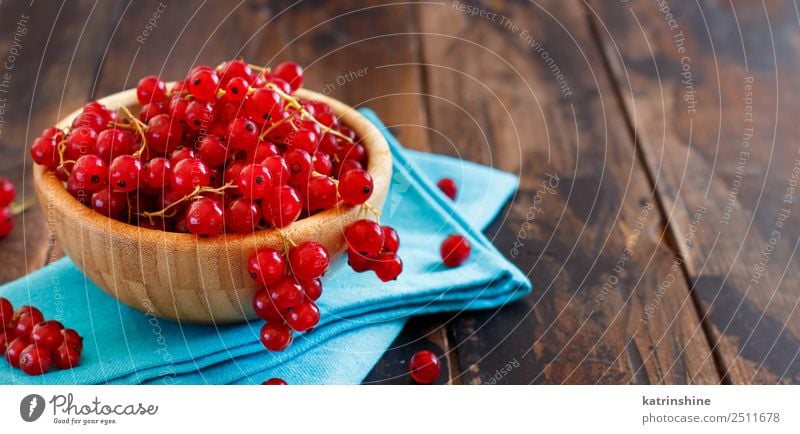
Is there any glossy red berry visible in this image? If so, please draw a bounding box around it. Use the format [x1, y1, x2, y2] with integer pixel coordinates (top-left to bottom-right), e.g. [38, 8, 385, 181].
[305, 176, 337, 211]
[184, 100, 215, 130]
[338, 169, 373, 205]
[284, 149, 312, 185]
[273, 61, 304, 92]
[14, 313, 41, 339]
[188, 68, 220, 100]
[285, 129, 318, 153]
[0, 177, 15, 207]
[53, 342, 82, 370]
[248, 248, 286, 286]
[71, 155, 108, 192]
[237, 163, 273, 199]
[260, 322, 293, 352]
[252, 288, 283, 322]
[286, 301, 320, 332]
[136, 75, 167, 105]
[197, 135, 228, 168]
[262, 185, 302, 228]
[30, 320, 64, 351]
[223, 76, 249, 103]
[300, 278, 322, 301]
[409, 350, 441, 384]
[218, 60, 252, 85]
[225, 198, 261, 234]
[374, 253, 403, 282]
[185, 197, 224, 237]
[96, 129, 137, 162]
[65, 126, 98, 160]
[228, 117, 259, 150]
[437, 177, 457, 200]
[246, 88, 282, 122]
[262, 377, 287, 385]
[91, 187, 127, 218]
[288, 241, 330, 281]
[143, 157, 172, 189]
[268, 276, 304, 310]
[30, 137, 59, 169]
[61, 328, 83, 351]
[0, 297, 12, 327]
[381, 226, 400, 253]
[345, 219, 384, 256]
[19, 344, 53, 376]
[171, 158, 210, 196]
[109, 154, 143, 192]
[0, 328, 13, 354]
[5, 337, 28, 368]
[169, 146, 197, 165]
[0, 207, 13, 238]
[347, 248, 373, 273]
[441, 234, 471, 267]
[13, 306, 43, 323]
[263, 156, 290, 186]
[146, 114, 184, 153]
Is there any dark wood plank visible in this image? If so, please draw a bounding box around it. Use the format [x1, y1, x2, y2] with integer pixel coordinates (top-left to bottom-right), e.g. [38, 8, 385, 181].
[589, 0, 800, 384]
[416, 0, 719, 384]
[0, 0, 123, 282]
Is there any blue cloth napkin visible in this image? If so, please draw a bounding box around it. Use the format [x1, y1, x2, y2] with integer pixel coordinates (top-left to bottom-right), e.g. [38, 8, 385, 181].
[0, 109, 530, 384]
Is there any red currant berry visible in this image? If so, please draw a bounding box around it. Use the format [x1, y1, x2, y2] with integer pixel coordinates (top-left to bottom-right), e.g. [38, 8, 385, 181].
[198, 135, 228, 168]
[91, 187, 127, 218]
[285, 129, 318, 153]
[374, 253, 403, 282]
[146, 114, 184, 153]
[300, 278, 322, 302]
[335, 143, 366, 164]
[262, 377, 287, 385]
[288, 241, 330, 281]
[5, 337, 28, 368]
[334, 159, 363, 178]
[19, 344, 53, 376]
[237, 163, 273, 199]
[225, 198, 261, 234]
[61, 328, 83, 351]
[224, 161, 246, 185]
[185, 197, 224, 237]
[409, 350, 441, 384]
[381, 226, 400, 253]
[0, 177, 15, 208]
[219, 60, 252, 85]
[247, 248, 286, 286]
[228, 117, 259, 150]
[188, 68, 221, 100]
[0, 297, 12, 327]
[171, 158, 210, 196]
[14, 313, 41, 339]
[30, 320, 64, 351]
[136, 75, 167, 105]
[0, 207, 13, 238]
[273, 61, 304, 91]
[248, 141, 279, 163]
[53, 342, 82, 370]
[41, 126, 66, 142]
[260, 322, 293, 352]
[312, 152, 333, 176]
[263, 156, 290, 186]
[262, 185, 302, 228]
[223, 76, 249, 103]
[184, 100, 215, 130]
[345, 219, 384, 256]
[109, 154, 143, 192]
[65, 126, 98, 160]
[30, 137, 59, 169]
[268, 276, 304, 310]
[139, 102, 165, 122]
[13, 306, 43, 323]
[338, 169, 373, 205]
[440, 234, 471, 267]
[437, 177, 458, 200]
[143, 157, 172, 189]
[71, 155, 108, 192]
[286, 301, 320, 332]
[96, 129, 138, 162]
[284, 148, 312, 185]
[305, 176, 337, 211]
[318, 133, 339, 155]
[169, 146, 197, 165]
[0, 328, 13, 354]
[269, 77, 292, 95]
[252, 288, 283, 322]
[246, 88, 282, 122]
[347, 248, 373, 273]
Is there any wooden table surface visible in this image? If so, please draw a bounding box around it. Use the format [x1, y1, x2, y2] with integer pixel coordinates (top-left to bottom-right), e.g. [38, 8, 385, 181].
[1, 0, 799, 384]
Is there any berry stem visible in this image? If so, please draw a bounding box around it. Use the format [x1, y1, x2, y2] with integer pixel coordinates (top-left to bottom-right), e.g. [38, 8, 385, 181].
[117, 106, 149, 157]
[10, 196, 36, 215]
[362, 202, 382, 224]
[139, 182, 237, 221]
[262, 82, 355, 145]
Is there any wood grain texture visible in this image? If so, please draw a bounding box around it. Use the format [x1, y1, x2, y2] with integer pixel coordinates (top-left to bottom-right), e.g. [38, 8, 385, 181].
[589, 0, 800, 384]
[416, 0, 719, 384]
[0, 0, 123, 282]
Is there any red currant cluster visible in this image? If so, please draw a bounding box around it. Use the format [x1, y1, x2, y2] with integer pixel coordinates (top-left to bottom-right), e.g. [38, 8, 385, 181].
[0, 177, 16, 238]
[29, 59, 379, 237]
[0, 297, 83, 376]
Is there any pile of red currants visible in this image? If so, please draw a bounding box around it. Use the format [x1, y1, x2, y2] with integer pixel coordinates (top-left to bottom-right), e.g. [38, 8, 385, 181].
[0, 177, 16, 238]
[1, 297, 83, 376]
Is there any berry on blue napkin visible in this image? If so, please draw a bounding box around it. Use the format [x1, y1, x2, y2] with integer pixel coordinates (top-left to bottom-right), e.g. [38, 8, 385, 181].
[0, 109, 530, 384]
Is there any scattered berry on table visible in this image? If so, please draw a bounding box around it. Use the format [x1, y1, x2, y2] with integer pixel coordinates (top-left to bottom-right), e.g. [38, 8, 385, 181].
[263, 377, 287, 385]
[436, 177, 458, 200]
[440, 234, 471, 267]
[409, 350, 441, 384]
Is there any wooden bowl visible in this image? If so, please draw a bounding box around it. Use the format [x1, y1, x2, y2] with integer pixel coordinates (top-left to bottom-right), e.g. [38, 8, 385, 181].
[32, 87, 391, 324]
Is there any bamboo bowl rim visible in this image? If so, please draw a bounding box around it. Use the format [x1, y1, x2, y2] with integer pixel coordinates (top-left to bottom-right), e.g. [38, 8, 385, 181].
[33, 87, 392, 251]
